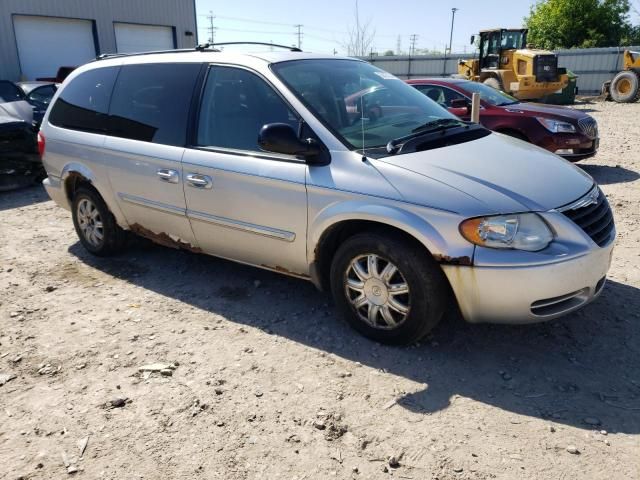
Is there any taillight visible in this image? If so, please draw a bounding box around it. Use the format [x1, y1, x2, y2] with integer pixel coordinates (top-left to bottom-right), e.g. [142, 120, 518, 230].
[37, 131, 45, 157]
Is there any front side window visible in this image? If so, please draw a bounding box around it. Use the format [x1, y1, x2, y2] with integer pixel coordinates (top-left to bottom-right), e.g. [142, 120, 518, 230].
[196, 66, 299, 152]
[271, 59, 458, 151]
[459, 81, 519, 106]
[414, 85, 466, 108]
[28, 85, 57, 105]
[108, 63, 201, 146]
[49, 67, 118, 133]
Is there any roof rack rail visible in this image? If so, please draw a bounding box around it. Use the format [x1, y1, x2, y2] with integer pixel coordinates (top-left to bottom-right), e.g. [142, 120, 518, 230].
[196, 42, 302, 52]
[94, 47, 220, 61]
[94, 41, 299, 62]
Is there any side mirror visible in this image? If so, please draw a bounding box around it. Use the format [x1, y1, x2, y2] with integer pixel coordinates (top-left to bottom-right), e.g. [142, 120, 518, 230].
[470, 35, 475, 45]
[258, 123, 321, 159]
[450, 98, 470, 111]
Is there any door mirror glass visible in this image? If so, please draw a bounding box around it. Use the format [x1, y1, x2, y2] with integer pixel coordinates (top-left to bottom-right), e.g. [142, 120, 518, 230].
[258, 123, 321, 158]
[470, 35, 475, 45]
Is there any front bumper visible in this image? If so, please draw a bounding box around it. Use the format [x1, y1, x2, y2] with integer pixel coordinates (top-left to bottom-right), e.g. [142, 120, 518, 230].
[442, 215, 615, 324]
[540, 133, 598, 161]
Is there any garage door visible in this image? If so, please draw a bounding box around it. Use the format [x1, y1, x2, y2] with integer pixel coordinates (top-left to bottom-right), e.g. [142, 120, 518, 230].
[13, 15, 96, 80]
[114, 23, 175, 53]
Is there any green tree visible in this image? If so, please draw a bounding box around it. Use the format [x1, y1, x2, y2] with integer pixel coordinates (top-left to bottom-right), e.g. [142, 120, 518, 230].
[525, 0, 637, 49]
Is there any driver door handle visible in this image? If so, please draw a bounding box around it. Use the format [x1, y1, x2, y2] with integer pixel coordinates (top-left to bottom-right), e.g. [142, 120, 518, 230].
[157, 168, 179, 184]
[186, 173, 213, 189]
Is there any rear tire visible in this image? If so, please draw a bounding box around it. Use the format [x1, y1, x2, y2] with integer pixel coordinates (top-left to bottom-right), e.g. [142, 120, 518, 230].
[330, 232, 449, 345]
[483, 77, 503, 91]
[610, 71, 640, 103]
[71, 186, 126, 256]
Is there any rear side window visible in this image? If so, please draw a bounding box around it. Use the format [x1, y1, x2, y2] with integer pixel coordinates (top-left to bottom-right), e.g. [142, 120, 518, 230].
[108, 63, 201, 146]
[49, 67, 118, 133]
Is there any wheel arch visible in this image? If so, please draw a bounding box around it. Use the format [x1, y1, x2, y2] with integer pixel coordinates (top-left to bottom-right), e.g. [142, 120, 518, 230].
[60, 163, 128, 227]
[308, 202, 469, 291]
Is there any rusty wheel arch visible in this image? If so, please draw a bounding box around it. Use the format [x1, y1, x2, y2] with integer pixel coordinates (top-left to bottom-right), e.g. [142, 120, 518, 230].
[312, 220, 458, 292]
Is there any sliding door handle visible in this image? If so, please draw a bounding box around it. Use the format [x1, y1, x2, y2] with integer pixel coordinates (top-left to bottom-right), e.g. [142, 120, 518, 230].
[186, 173, 213, 189]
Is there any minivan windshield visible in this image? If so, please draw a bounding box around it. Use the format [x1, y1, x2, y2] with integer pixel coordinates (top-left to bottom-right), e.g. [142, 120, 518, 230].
[460, 81, 520, 106]
[271, 59, 462, 151]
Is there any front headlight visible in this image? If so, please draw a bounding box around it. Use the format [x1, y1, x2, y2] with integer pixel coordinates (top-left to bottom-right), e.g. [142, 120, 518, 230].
[459, 213, 553, 251]
[536, 117, 576, 133]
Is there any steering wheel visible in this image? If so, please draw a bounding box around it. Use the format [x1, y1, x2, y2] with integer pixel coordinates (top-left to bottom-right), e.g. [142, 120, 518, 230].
[353, 93, 383, 125]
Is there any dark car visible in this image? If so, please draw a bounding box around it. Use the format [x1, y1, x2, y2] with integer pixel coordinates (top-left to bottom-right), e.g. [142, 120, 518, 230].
[0, 81, 43, 191]
[16, 81, 59, 124]
[407, 78, 598, 161]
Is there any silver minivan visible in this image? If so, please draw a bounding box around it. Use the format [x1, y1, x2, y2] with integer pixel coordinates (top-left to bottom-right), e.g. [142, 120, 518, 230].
[39, 47, 615, 344]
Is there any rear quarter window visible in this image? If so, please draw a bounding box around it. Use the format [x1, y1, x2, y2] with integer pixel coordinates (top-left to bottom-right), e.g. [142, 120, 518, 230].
[48, 67, 118, 133]
[108, 63, 201, 146]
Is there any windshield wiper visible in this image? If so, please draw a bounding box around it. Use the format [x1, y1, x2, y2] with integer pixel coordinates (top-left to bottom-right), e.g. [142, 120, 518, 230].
[386, 118, 469, 154]
[411, 118, 465, 133]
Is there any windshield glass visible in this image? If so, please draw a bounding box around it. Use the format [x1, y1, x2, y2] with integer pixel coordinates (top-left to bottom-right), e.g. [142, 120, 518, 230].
[500, 30, 526, 50]
[459, 81, 519, 106]
[271, 59, 458, 150]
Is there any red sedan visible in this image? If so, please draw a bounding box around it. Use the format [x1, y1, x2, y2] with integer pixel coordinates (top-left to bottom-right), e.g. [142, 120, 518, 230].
[406, 78, 598, 161]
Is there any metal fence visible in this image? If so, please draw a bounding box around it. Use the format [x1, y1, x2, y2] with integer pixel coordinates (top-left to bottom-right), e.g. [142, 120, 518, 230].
[363, 46, 640, 95]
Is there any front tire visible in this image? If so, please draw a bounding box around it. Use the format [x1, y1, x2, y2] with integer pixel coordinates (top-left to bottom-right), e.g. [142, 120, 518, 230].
[71, 186, 126, 256]
[610, 71, 640, 103]
[330, 232, 449, 345]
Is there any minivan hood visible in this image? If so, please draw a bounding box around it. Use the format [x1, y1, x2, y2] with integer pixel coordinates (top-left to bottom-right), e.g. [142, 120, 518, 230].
[374, 132, 593, 215]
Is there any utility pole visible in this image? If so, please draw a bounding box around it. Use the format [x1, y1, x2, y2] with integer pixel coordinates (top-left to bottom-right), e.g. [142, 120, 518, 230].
[396, 35, 401, 55]
[448, 7, 458, 55]
[294, 24, 303, 49]
[206, 11, 216, 44]
[409, 34, 418, 56]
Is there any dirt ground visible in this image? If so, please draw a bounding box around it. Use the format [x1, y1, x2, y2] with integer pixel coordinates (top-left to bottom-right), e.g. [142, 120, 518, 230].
[1, 100, 639, 480]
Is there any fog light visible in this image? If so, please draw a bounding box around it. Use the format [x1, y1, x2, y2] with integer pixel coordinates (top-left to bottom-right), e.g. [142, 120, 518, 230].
[555, 148, 574, 155]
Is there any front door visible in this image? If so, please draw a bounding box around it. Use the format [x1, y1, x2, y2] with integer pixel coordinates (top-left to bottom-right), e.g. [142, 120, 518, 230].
[182, 65, 309, 276]
[103, 62, 202, 247]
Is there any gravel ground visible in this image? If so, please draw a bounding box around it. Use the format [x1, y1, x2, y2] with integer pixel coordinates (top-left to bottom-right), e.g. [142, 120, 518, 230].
[1, 101, 639, 480]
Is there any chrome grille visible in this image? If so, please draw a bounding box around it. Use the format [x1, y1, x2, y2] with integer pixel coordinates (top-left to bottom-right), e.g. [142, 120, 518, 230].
[560, 187, 614, 247]
[578, 117, 598, 139]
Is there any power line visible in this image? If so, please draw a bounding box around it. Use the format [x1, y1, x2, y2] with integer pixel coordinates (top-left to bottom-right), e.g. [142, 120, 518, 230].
[197, 12, 403, 38]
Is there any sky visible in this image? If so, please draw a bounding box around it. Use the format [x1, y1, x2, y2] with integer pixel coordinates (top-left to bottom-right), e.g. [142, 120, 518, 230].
[194, 0, 538, 54]
[194, 0, 640, 55]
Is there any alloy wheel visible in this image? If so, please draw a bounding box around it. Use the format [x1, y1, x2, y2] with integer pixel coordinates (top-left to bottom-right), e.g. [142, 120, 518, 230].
[344, 254, 411, 330]
[76, 198, 104, 247]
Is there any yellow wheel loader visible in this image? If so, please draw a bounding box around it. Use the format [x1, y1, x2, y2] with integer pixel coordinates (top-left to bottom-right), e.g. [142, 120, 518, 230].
[603, 50, 640, 103]
[457, 28, 569, 100]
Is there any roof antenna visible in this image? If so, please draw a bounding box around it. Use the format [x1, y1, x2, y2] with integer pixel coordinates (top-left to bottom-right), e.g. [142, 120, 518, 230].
[360, 87, 367, 162]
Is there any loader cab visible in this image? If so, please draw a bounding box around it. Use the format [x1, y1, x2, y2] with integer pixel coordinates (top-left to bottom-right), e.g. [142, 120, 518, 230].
[477, 29, 527, 70]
